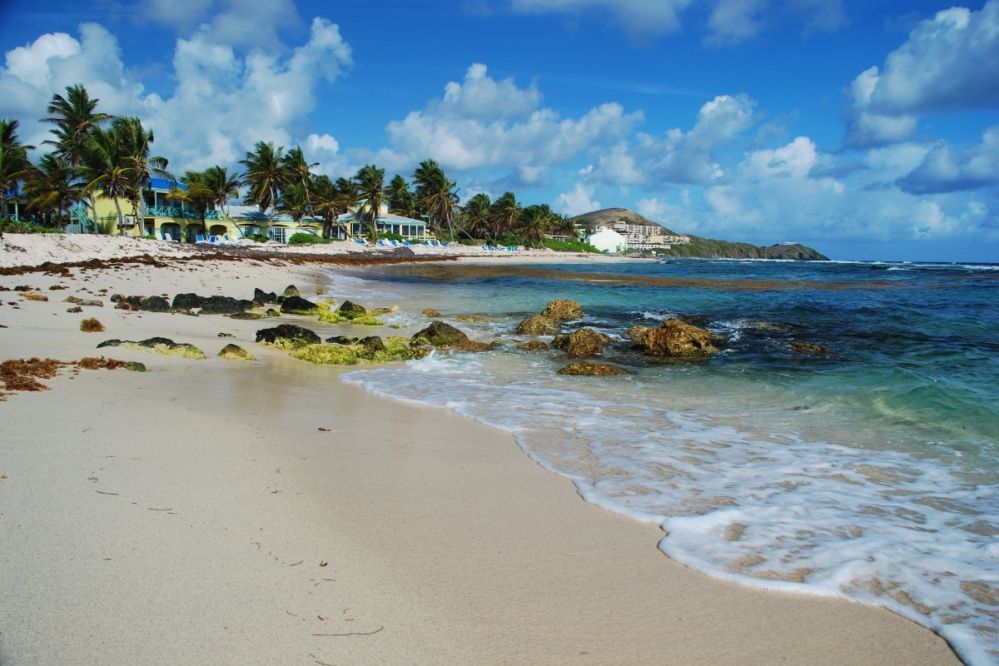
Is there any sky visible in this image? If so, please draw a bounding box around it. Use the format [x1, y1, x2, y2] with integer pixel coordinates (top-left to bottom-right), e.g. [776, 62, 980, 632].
[1, 0, 997, 261]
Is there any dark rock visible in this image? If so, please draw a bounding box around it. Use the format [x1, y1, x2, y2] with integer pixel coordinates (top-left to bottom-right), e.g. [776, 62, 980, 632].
[411, 321, 470, 347]
[326, 335, 361, 345]
[255, 324, 321, 346]
[64, 296, 103, 307]
[66, 306, 83, 313]
[457, 314, 494, 323]
[541, 299, 583, 321]
[218, 344, 254, 360]
[172, 293, 254, 314]
[360, 336, 385, 352]
[281, 296, 320, 315]
[791, 341, 830, 355]
[422, 308, 442, 317]
[96, 339, 123, 348]
[515, 314, 560, 335]
[229, 312, 265, 320]
[632, 320, 718, 358]
[266, 309, 279, 318]
[552, 328, 611, 358]
[336, 300, 367, 319]
[138, 337, 177, 348]
[283, 285, 301, 298]
[253, 288, 279, 304]
[517, 340, 549, 351]
[558, 362, 628, 376]
[217, 332, 235, 338]
[114, 295, 171, 312]
[124, 361, 146, 372]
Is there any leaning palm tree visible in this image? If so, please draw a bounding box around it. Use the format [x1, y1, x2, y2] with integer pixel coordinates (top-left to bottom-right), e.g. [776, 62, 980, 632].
[312, 175, 358, 239]
[240, 141, 285, 224]
[333, 177, 360, 238]
[23, 153, 82, 226]
[201, 165, 240, 220]
[115, 116, 170, 235]
[354, 164, 385, 242]
[78, 125, 132, 232]
[168, 170, 215, 229]
[277, 182, 310, 222]
[413, 159, 459, 239]
[517, 204, 557, 247]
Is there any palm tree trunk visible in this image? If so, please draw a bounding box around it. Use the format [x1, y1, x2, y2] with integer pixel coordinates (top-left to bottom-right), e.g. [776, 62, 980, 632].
[88, 194, 98, 234]
[112, 197, 124, 235]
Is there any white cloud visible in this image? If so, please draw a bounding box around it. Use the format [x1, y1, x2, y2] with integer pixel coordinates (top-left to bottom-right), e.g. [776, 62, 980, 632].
[555, 181, 601, 216]
[144, 0, 214, 28]
[844, 1, 999, 147]
[510, 0, 691, 36]
[595, 143, 643, 185]
[440, 63, 541, 120]
[379, 64, 641, 183]
[143, 0, 302, 50]
[0, 17, 352, 172]
[897, 126, 999, 194]
[708, 0, 766, 44]
[745, 136, 817, 178]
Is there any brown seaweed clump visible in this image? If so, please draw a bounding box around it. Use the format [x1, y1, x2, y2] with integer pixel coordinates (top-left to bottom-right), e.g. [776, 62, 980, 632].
[0, 356, 137, 398]
[80, 318, 106, 333]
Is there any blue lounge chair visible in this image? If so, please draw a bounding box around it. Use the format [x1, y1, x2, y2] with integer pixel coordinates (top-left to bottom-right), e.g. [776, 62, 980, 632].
[196, 233, 206, 243]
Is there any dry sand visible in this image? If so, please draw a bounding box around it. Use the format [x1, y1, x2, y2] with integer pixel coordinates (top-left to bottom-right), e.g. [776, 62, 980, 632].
[0, 237, 960, 664]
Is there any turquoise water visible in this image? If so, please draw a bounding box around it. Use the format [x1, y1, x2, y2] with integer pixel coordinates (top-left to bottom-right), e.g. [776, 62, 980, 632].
[332, 258, 998, 664]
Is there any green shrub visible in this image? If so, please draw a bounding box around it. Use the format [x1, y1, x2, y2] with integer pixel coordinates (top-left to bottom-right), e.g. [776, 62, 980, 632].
[288, 232, 330, 245]
[1, 219, 60, 234]
[247, 233, 269, 243]
[542, 238, 601, 253]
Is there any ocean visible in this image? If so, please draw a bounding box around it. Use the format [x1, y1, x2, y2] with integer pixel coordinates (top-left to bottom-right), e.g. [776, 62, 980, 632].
[327, 258, 998, 664]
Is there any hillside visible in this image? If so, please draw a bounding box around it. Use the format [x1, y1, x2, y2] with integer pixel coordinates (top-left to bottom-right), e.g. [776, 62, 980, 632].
[572, 208, 828, 260]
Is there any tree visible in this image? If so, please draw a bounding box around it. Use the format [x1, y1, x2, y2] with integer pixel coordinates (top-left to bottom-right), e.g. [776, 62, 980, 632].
[488, 192, 520, 241]
[23, 153, 82, 226]
[201, 165, 240, 219]
[42, 85, 111, 232]
[0, 119, 30, 219]
[78, 124, 132, 231]
[281, 146, 317, 215]
[312, 175, 360, 239]
[278, 182, 310, 222]
[167, 170, 215, 227]
[518, 204, 557, 247]
[241, 141, 285, 223]
[413, 159, 459, 239]
[461, 192, 491, 240]
[386, 174, 416, 217]
[115, 116, 169, 235]
[354, 164, 384, 242]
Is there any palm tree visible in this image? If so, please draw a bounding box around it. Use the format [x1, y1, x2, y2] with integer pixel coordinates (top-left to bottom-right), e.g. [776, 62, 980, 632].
[281, 146, 317, 215]
[278, 182, 310, 222]
[78, 125, 132, 231]
[518, 204, 557, 247]
[23, 153, 82, 226]
[489, 192, 520, 241]
[461, 192, 491, 240]
[333, 177, 360, 238]
[0, 119, 30, 219]
[241, 141, 285, 224]
[354, 164, 385, 242]
[201, 165, 240, 220]
[386, 174, 416, 217]
[42, 85, 111, 232]
[115, 116, 170, 235]
[167, 170, 215, 227]
[413, 159, 459, 239]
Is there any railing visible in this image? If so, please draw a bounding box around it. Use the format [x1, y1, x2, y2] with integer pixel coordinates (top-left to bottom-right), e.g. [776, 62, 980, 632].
[142, 205, 221, 220]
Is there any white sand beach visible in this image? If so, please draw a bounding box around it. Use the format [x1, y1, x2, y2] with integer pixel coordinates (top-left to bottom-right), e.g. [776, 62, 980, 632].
[0, 235, 959, 664]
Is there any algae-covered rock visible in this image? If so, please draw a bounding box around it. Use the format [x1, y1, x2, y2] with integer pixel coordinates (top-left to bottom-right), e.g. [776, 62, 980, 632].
[517, 340, 549, 351]
[66, 306, 83, 313]
[515, 314, 560, 335]
[290, 336, 415, 366]
[360, 336, 385, 352]
[218, 344, 255, 361]
[266, 308, 279, 317]
[282, 285, 301, 298]
[254, 288, 279, 304]
[336, 300, 367, 319]
[281, 296, 320, 315]
[790, 340, 830, 355]
[229, 311, 266, 320]
[422, 308, 441, 317]
[541, 299, 583, 321]
[124, 361, 146, 372]
[632, 320, 717, 358]
[255, 324, 321, 347]
[217, 332, 235, 338]
[457, 314, 495, 323]
[552, 328, 611, 358]
[96, 339, 122, 348]
[625, 326, 652, 348]
[98, 337, 205, 359]
[558, 362, 628, 376]
[411, 321, 470, 347]
[172, 293, 253, 314]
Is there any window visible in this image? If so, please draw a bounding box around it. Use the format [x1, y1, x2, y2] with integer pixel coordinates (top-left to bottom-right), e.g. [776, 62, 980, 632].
[268, 227, 288, 243]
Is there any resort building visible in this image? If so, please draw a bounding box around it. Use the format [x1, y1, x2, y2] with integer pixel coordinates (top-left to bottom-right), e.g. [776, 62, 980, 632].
[334, 210, 428, 240]
[587, 227, 628, 254]
[603, 220, 690, 251]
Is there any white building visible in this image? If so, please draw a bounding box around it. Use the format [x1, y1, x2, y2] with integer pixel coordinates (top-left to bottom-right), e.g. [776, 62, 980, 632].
[588, 228, 628, 253]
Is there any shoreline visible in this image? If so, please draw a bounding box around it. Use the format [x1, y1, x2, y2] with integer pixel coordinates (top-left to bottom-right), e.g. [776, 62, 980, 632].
[0, 239, 961, 663]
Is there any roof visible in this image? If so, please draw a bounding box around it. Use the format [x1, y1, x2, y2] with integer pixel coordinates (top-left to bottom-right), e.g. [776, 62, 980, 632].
[148, 177, 181, 191]
[337, 211, 426, 226]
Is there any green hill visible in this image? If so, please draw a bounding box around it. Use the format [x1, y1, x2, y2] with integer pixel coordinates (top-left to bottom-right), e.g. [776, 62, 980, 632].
[572, 208, 828, 260]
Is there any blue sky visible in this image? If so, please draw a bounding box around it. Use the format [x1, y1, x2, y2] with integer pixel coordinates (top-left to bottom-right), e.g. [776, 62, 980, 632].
[1, 0, 997, 261]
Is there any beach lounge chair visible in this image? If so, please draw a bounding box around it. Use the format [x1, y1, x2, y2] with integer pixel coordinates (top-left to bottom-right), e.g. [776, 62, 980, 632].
[402, 240, 411, 247]
[196, 233, 206, 243]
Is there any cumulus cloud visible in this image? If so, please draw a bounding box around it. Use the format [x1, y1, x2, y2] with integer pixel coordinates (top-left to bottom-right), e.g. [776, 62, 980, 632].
[380, 63, 641, 184]
[845, 1, 999, 147]
[897, 126, 999, 194]
[0, 17, 352, 172]
[509, 0, 691, 36]
[555, 182, 601, 216]
[592, 93, 755, 186]
[142, 0, 302, 50]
